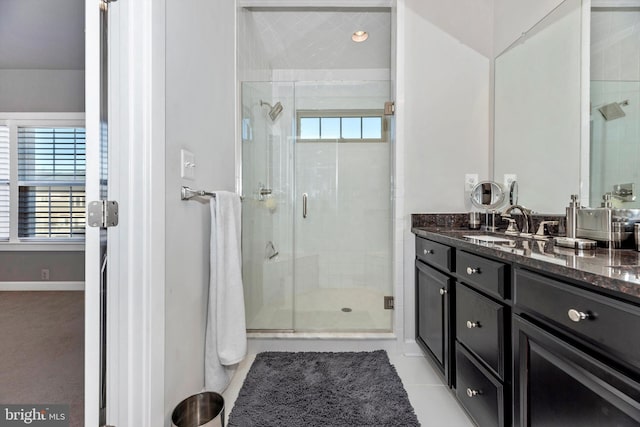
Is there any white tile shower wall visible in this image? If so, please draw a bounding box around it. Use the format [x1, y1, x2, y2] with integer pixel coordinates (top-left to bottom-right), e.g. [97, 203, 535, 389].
[294, 142, 391, 294]
[591, 11, 640, 82]
[237, 7, 272, 82]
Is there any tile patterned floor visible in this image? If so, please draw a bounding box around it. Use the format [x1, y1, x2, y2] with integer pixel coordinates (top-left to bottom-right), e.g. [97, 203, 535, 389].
[223, 352, 473, 426]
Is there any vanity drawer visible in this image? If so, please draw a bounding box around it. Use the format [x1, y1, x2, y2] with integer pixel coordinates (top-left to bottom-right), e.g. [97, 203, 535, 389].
[456, 283, 505, 379]
[456, 343, 505, 427]
[416, 237, 453, 272]
[514, 269, 640, 372]
[456, 251, 507, 299]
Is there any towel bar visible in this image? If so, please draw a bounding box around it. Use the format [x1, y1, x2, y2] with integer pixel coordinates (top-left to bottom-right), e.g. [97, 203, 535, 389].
[181, 186, 243, 201]
[181, 186, 215, 200]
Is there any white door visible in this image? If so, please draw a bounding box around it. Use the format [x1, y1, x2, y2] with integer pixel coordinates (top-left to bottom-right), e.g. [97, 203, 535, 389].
[85, 0, 167, 425]
[85, 0, 115, 425]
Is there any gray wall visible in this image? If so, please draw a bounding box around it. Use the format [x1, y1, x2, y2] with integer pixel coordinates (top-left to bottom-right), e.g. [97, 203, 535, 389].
[0, 0, 85, 282]
[0, 252, 84, 281]
[0, 70, 85, 112]
[164, 0, 236, 424]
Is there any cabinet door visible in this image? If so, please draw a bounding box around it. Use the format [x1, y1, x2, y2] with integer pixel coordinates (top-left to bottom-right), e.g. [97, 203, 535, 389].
[513, 316, 640, 427]
[416, 260, 452, 383]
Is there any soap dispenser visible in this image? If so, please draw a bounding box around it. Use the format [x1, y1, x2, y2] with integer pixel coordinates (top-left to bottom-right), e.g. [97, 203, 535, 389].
[566, 194, 579, 239]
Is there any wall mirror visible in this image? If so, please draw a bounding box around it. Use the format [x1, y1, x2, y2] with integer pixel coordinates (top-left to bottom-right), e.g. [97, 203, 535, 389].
[589, 2, 640, 209]
[494, 0, 583, 214]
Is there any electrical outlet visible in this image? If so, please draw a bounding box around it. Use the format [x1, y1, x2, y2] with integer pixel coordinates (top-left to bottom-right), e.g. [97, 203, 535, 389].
[504, 174, 517, 188]
[41, 269, 50, 280]
[465, 174, 479, 191]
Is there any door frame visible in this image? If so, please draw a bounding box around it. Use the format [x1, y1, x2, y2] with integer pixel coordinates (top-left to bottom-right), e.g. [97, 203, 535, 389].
[85, 0, 166, 425]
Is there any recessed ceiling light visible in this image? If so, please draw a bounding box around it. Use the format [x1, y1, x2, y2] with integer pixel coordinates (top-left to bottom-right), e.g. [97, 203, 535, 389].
[352, 30, 368, 43]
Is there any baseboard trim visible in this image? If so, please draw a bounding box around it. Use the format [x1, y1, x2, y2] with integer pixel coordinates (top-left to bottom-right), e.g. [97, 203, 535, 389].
[0, 281, 85, 291]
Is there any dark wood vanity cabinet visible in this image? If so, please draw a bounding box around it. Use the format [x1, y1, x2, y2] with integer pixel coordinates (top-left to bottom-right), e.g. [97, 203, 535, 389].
[513, 315, 640, 426]
[414, 232, 640, 426]
[455, 252, 510, 427]
[415, 238, 454, 385]
[513, 268, 640, 426]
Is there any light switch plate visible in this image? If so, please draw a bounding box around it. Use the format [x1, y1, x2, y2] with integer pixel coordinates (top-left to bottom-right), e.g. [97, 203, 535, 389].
[181, 149, 195, 180]
[465, 174, 479, 191]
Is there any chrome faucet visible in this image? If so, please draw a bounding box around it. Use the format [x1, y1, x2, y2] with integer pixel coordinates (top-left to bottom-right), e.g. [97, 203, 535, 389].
[501, 204, 533, 235]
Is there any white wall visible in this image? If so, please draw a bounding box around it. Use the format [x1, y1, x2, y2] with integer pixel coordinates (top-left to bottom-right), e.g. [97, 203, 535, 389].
[164, 0, 236, 424]
[493, 0, 565, 56]
[0, 70, 85, 112]
[399, 0, 491, 349]
[403, 0, 494, 58]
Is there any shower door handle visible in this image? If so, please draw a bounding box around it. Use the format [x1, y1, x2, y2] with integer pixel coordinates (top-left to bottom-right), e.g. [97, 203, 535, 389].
[302, 193, 308, 218]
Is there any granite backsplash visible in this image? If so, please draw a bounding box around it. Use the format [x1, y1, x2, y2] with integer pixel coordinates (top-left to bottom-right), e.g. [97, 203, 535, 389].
[412, 213, 566, 236]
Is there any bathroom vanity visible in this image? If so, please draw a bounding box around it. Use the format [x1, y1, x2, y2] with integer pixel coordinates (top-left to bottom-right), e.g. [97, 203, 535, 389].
[412, 218, 640, 426]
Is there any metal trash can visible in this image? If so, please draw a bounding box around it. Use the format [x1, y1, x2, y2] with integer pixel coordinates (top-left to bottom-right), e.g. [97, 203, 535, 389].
[172, 392, 225, 427]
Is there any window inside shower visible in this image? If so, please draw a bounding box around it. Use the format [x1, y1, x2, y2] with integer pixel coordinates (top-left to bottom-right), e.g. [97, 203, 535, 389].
[238, 7, 393, 332]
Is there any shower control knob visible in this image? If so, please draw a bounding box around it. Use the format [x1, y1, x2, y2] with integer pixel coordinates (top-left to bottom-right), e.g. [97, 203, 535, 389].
[424, 249, 433, 255]
[466, 267, 480, 275]
[439, 288, 447, 295]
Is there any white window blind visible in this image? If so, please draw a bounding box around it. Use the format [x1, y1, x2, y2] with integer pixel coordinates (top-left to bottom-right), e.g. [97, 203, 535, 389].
[17, 127, 86, 239]
[0, 126, 9, 241]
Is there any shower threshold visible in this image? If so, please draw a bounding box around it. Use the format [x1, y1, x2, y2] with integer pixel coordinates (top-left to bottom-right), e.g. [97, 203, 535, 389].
[247, 330, 396, 340]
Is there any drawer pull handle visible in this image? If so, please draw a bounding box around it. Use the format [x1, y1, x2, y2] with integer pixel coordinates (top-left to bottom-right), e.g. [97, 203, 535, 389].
[466, 320, 480, 329]
[423, 249, 434, 255]
[466, 267, 480, 275]
[439, 288, 447, 295]
[466, 388, 480, 398]
[568, 309, 590, 322]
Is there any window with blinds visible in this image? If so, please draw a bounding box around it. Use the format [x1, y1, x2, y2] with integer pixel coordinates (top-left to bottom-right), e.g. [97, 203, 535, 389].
[0, 126, 9, 241]
[17, 127, 86, 239]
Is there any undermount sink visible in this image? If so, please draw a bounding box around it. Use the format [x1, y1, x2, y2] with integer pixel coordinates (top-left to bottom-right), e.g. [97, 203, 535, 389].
[463, 234, 514, 243]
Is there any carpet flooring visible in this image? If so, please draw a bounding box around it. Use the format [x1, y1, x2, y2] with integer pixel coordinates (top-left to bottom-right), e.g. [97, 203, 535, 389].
[228, 350, 420, 427]
[0, 291, 84, 427]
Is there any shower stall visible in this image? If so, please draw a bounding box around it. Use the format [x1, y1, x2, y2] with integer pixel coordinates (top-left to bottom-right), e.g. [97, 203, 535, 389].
[240, 80, 393, 332]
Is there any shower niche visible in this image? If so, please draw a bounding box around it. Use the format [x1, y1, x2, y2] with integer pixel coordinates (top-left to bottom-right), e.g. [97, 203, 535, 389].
[240, 81, 393, 332]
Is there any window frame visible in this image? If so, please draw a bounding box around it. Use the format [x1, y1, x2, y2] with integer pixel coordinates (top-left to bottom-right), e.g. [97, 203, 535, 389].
[0, 113, 85, 250]
[296, 109, 388, 143]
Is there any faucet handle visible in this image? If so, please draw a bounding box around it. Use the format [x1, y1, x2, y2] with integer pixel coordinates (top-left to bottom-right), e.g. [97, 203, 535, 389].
[503, 217, 519, 235]
[535, 220, 559, 237]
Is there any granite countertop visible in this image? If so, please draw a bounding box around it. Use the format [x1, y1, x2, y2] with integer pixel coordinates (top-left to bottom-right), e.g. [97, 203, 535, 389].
[412, 226, 640, 304]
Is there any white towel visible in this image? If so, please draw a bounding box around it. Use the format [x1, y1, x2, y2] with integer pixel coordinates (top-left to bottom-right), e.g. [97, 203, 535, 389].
[205, 191, 247, 392]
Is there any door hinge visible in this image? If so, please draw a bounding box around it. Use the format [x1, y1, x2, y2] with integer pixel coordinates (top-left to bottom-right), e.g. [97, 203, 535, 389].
[384, 101, 395, 116]
[384, 296, 394, 310]
[88, 200, 119, 228]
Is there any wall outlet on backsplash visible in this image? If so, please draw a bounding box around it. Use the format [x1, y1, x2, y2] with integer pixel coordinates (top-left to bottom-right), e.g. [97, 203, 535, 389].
[464, 174, 479, 191]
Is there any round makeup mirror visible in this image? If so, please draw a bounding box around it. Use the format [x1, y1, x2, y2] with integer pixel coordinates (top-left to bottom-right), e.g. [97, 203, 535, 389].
[470, 181, 505, 210]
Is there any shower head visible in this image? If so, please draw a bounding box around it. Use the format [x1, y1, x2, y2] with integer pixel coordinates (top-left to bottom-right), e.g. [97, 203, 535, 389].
[260, 100, 284, 121]
[598, 100, 629, 121]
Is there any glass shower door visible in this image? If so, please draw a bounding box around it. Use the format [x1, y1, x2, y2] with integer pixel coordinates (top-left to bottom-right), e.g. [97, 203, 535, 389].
[241, 82, 295, 330]
[293, 81, 393, 332]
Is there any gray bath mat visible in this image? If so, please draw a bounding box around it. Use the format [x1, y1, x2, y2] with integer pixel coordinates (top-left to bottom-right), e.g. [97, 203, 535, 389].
[228, 350, 420, 426]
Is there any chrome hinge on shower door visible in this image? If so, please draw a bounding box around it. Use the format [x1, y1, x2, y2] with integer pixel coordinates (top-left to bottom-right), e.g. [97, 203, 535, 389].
[88, 200, 119, 228]
[384, 296, 394, 310]
[384, 101, 395, 116]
